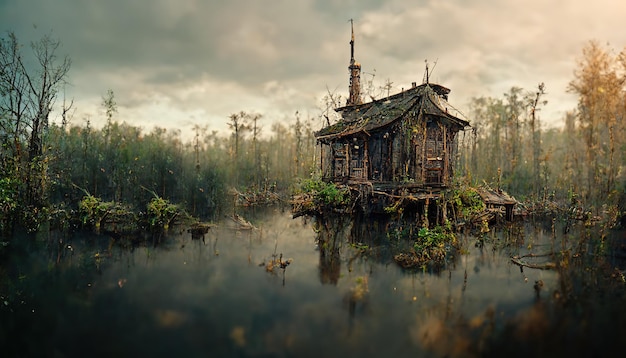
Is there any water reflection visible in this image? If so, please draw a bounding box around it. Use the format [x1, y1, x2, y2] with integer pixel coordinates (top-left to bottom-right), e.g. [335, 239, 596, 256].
[1, 210, 625, 357]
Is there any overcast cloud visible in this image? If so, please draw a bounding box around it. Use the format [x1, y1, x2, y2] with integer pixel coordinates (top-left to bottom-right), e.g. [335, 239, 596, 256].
[1, 0, 625, 140]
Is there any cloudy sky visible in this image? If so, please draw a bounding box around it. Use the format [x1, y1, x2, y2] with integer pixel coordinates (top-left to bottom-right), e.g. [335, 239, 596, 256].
[1, 0, 625, 141]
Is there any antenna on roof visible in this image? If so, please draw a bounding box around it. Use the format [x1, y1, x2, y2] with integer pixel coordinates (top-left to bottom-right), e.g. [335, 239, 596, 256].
[383, 78, 393, 97]
[423, 58, 438, 84]
[430, 58, 438, 81]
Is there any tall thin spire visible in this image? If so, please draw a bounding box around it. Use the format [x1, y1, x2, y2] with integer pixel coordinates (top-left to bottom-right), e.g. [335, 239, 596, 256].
[350, 19, 355, 61]
[347, 19, 362, 106]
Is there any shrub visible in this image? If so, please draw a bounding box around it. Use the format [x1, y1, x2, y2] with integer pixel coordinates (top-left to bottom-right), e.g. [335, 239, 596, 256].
[297, 178, 350, 206]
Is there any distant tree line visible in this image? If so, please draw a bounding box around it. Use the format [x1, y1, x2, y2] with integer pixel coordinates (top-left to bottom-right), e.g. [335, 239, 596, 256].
[0, 32, 319, 235]
[44, 98, 318, 226]
[458, 40, 626, 214]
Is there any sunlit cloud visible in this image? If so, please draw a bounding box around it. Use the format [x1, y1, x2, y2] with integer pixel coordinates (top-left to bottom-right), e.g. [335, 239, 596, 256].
[1, 0, 625, 141]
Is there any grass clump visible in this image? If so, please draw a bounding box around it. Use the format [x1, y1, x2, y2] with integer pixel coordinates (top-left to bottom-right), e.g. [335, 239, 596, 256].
[146, 196, 181, 231]
[78, 195, 121, 231]
[299, 178, 350, 205]
[444, 186, 486, 222]
[394, 225, 458, 270]
[292, 179, 351, 215]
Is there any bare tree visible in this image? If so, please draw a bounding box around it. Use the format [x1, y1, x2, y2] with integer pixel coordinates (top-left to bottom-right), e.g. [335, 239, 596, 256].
[526, 83, 547, 197]
[102, 89, 117, 141]
[250, 113, 262, 189]
[227, 111, 251, 186]
[0, 32, 29, 171]
[30, 36, 70, 159]
[320, 86, 343, 126]
[0, 31, 71, 209]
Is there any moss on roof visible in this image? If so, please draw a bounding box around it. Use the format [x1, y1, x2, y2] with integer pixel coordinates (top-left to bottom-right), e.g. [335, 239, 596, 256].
[316, 83, 469, 141]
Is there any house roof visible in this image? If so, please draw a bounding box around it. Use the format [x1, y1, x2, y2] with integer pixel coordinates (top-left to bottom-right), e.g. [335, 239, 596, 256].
[316, 83, 470, 141]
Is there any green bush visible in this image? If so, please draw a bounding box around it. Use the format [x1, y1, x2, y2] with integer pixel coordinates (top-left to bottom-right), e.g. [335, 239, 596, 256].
[78, 195, 117, 230]
[147, 197, 181, 230]
[414, 226, 456, 252]
[297, 178, 350, 206]
[448, 187, 485, 218]
[0, 176, 19, 235]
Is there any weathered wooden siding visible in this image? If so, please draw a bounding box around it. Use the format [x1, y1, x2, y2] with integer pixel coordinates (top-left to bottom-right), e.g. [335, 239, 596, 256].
[423, 122, 445, 185]
[320, 143, 334, 180]
[333, 141, 348, 179]
[367, 132, 393, 181]
[391, 131, 404, 181]
[319, 108, 463, 186]
[350, 138, 366, 179]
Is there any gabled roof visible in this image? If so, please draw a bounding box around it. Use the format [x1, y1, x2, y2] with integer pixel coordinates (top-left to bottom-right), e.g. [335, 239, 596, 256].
[316, 83, 470, 141]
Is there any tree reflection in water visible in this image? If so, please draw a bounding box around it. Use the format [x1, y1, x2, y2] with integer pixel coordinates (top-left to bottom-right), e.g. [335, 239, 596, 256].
[1, 211, 625, 357]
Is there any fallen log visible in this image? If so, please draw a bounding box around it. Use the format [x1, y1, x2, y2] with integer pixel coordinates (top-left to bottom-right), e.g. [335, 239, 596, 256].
[510, 255, 557, 270]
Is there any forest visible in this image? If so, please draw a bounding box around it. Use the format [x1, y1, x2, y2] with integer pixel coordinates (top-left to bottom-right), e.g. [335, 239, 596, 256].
[461, 40, 626, 225]
[1, 32, 626, 242]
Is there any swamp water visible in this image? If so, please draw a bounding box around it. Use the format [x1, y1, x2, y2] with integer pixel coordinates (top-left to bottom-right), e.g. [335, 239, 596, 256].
[1, 208, 625, 357]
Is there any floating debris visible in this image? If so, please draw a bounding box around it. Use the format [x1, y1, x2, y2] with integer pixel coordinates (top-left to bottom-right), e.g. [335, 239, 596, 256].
[231, 188, 283, 207]
[230, 326, 246, 347]
[187, 222, 215, 241]
[347, 276, 369, 303]
[262, 253, 293, 274]
[117, 278, 127, 288]
[510, 253, 557, 270]
[226, 214, 257, 231]
[154, 309, 188, 328]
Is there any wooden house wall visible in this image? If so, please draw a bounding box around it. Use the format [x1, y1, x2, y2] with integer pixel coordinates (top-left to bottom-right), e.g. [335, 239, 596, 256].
[392, 132, 404, 181]
[409, 118, 425, 183]
[388, 113, 425, 183]
[367, 135, 382, 181]
[320, 142, 343, 181]
[367, 132, 392, 181]
[387, 114, 455, 186]
[445, 130, 459, 183]
[320, 143, 334, 180]
[319, 115, 461, 186]
[349, 137, 367, 179]
[423, 122, 446, 185]
[332, 141, 348, 179]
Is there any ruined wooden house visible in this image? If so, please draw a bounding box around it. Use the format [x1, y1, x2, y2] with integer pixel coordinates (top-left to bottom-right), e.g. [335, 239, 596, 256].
[316, 26, 470, 191]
